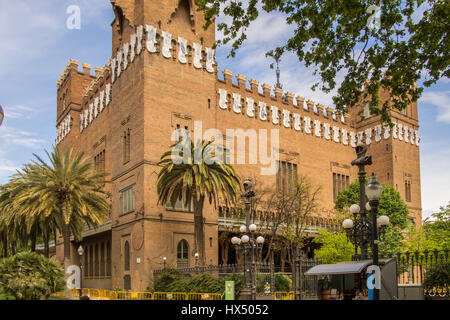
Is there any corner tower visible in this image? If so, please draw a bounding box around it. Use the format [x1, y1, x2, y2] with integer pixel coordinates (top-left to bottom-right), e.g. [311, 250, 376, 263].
[107, 0, 219, 290]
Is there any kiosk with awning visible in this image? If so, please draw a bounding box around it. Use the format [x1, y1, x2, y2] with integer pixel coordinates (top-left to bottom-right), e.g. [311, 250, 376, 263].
[305, 259, 398, 300]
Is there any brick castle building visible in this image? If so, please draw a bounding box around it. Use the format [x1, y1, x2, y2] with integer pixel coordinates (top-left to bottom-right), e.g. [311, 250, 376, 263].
[54, 0, 421, 291]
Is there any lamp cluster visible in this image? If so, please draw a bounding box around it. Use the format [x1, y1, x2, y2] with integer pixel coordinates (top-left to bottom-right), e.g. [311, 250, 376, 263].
[342, 174, 390, 253]
[231, 224, 265, 247]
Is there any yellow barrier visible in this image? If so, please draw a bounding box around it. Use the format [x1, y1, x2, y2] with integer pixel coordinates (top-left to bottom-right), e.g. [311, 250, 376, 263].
[60, 289, 227, 300]
[153, 292, 187, 300]
[187, 293, 223, 300]
[273, 291, 295, 300]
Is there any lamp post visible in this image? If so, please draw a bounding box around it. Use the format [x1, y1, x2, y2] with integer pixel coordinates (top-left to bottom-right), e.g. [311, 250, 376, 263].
[163, 257, 167, 270]
[342, 174, 389, 300]
[0, 105, 4, 127]
[77, 245, 84, 299]
[366, 174, 383, 300]
[350, 143, 372, 259]
[231, 178, 266, 300]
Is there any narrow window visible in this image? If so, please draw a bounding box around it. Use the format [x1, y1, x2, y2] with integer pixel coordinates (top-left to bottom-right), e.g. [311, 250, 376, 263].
[95, 244, 99, 277]
[100, 243, 105, 277]
[177, 240, 189, 268]
[106, 241, 112, 276]
[124, 241, 130, 271]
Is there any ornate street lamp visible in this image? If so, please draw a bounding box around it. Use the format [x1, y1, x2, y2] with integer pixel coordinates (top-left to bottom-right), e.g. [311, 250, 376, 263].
[194, 252, 199, 268]
[350, 143, 372, 259]
[163, 256, 167, 270]
[231, 178, 267, 300]
[0, 105, 4, 127]
[77, 245, 84, 299]
[342, 174, 388, 300]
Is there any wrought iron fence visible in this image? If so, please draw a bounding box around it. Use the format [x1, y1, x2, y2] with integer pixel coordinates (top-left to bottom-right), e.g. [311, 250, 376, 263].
[355, 249, 449, 298]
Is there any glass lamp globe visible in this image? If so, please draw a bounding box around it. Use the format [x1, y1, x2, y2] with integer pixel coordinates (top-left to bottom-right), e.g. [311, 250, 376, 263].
[342, 219, 354, 229]
[231, 237, 240, 245]
[77, 245, 84, 256]
[377, 215, 390, 227]
[163, 256, 167, 261]
[240, 225, 247, 233]
[366, 202, 371, 211]
[366, 174, 383, 201]
[195, 252, 199, 258]
[249, 224, 257, 232]
[241, 235, 250, 244]
[256, 236, 264, 245]
[350, 204, 360, 215]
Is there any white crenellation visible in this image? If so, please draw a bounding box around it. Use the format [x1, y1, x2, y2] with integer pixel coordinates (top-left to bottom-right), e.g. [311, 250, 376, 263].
[99, 91, 105, 112]
[375, 125, 382, 142]
[415, 130, 420, 146]
[323, 123, 331, 140]
[392, 121, 398, 139]
[357, 132, 364, 145]
[304, 117, 312, 134]
[178, 37, 188, 64]
[130, 34, 136, 62]
[333, 126, 340, 143]
[365, 128, 372, 145]
[293, 114, 301, 131]
[123, 43, 129, 70]
[89, 104, 94, 124]
[350, 132, 357, 147]
[161, 31, 172, 58]
[145, 25, 155, 53]
[404, 125, 409, 143]
[94, 97, 99, 118]
[271, 106, 279, 125]
[218, 89, 228, 109]
[110, 58, 116, 83]
[383, 124, 391, 139]
[136, 25, 143, 54]
[282, 110, 290, 128]
[342, 129, 348, 145]
[232, 93, 241, 114]
[206, 48, 215, 73]
[116, 50, 122, 77]
[193, 43, 203, 69]
[398, 123, 403, 141]
[105, 83, 111, 106]
[246, 97, 255, 118]
[259, 102, 267, 121]
[214, 88, 419, 148]
[314, 120, 321, 137]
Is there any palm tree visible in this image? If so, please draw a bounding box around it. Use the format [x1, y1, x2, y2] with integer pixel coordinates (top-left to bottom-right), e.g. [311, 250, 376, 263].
[9, 147, 110, 280]
[157, 139, 241, 266]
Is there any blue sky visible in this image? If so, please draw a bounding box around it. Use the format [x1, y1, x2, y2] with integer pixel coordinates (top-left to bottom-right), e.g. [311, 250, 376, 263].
[0, 0, 449, 221]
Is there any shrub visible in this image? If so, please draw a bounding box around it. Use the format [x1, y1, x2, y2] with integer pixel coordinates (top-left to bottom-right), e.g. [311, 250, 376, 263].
[151, 270, 243, 296]
[424, 262, 450, 290]
[0, 251, 65, 300]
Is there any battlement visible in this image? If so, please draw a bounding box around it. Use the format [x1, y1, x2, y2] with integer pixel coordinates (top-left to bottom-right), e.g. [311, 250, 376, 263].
[217, 68, 349, 125]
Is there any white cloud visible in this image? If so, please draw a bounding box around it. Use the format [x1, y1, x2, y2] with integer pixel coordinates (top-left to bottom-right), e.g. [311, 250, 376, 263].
[420, 142, 450, 220]
[421, 91, 450, 124]
[2, 105, 36, 119]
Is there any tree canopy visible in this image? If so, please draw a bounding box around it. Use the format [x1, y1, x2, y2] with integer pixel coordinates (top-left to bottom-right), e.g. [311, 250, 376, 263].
[196, 0, 449, 123]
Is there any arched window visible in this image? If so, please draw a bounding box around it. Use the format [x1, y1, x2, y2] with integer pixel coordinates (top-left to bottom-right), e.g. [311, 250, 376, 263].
[177, 240, 189, 268]
[106, 241, 112, 277]
[124, 241, 130, 271]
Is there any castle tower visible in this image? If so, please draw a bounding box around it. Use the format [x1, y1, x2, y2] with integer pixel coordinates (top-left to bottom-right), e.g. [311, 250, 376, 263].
[107, 0, 218, 290]
[351, 88, 422, 225]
